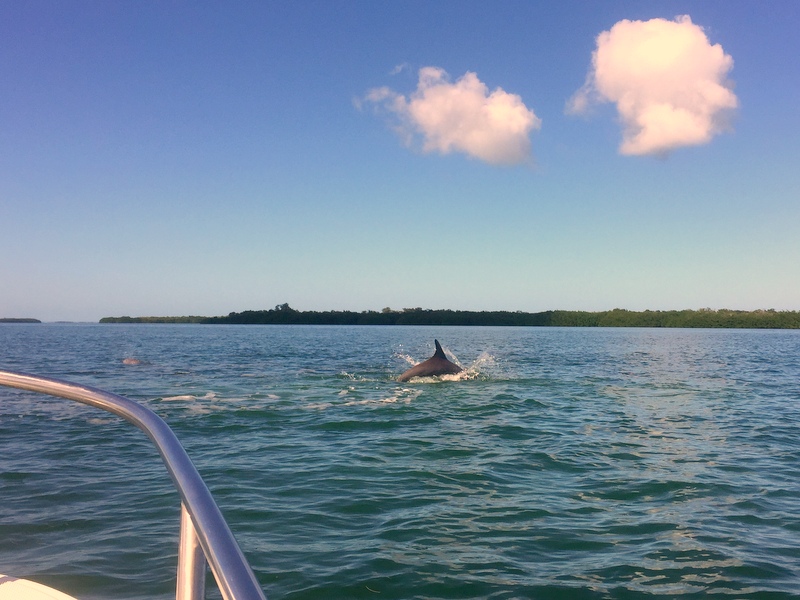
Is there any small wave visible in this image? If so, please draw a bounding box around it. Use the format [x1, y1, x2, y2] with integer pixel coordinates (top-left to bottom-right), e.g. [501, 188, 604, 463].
[306, 387, 422, 410]
[305, 401, 333, 410]
[342, 388, 421, 407]
[161, 394, 195, 401]
[339, 371, 376, 382]
[160, 392, 217, 402]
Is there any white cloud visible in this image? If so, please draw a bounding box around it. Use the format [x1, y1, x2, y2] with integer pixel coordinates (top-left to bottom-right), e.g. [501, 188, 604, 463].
[567, 15, 737, 156]
[389, 63, 410, 76]
[363, 66, 541, 165]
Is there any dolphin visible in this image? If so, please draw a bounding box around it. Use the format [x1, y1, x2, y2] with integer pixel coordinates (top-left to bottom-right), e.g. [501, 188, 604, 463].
[398, 339, 463, 382]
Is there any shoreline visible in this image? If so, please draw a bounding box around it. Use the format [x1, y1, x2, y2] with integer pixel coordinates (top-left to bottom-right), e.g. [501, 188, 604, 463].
[98, 306, 800, 329]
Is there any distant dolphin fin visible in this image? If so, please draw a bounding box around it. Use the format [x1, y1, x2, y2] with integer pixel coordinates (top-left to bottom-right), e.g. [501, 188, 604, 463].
[433, 339, 446, 359]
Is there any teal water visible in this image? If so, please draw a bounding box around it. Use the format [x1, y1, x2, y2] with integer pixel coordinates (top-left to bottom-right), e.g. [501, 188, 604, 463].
[1, 324, 799, 599]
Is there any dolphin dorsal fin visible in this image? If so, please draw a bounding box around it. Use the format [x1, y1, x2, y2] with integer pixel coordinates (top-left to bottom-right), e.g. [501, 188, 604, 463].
[433, 339, 446, 359]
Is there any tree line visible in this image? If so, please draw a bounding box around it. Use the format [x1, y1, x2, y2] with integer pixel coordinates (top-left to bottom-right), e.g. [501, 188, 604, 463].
[100, 305, 800, 328]
[0, 318, 42, 323]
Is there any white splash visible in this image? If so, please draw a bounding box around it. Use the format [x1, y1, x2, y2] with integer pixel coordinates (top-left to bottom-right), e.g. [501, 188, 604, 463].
[160, 392, 217, 402]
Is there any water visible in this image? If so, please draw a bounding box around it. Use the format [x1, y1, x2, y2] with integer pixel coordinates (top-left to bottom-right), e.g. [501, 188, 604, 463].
[2, 324, 800, 599]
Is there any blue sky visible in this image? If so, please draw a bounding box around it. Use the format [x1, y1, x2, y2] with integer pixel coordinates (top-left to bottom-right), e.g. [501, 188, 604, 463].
[2, 1, 798, 322]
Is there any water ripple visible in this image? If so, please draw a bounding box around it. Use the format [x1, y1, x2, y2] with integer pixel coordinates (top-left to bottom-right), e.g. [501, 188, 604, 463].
[2, 325, 800, 598]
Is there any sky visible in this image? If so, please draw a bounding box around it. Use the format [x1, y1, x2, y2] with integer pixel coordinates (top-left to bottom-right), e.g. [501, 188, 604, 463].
[1, 1, 798, 322]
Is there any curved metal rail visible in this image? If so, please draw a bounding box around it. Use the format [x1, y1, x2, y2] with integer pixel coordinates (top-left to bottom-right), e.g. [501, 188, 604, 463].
[0, 370, 267, 600]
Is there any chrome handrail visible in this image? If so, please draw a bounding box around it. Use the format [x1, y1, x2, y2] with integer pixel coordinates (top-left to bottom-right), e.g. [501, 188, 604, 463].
[0, 370, 267, 600]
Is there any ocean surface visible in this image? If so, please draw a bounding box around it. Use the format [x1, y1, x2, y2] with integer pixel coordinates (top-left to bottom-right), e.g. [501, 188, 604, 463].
[2, 324, 800, 600]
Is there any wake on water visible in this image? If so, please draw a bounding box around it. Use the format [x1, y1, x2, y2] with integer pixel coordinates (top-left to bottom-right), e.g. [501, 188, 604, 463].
[119, 345, 499, 414]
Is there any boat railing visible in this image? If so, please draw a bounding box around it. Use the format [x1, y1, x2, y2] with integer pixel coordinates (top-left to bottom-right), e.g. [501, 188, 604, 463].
[0, 369, 267, 600]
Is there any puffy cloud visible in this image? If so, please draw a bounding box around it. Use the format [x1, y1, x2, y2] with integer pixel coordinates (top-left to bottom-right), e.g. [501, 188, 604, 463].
[363, 67, 541, 165]
[389, 63, 410, 76]
[567, 15, 737, 156]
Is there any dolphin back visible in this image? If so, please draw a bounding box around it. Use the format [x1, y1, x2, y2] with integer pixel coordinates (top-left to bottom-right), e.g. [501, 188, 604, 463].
[398, 340, 463, 382]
